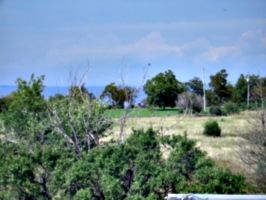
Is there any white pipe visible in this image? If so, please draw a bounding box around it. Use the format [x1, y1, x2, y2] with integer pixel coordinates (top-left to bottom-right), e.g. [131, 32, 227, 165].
[166, 193, 266, 200]
[202, 68, 206, 112]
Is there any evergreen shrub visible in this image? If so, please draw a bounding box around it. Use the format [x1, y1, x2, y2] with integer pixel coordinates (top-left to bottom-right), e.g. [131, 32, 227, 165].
[203, 120, 221, 137]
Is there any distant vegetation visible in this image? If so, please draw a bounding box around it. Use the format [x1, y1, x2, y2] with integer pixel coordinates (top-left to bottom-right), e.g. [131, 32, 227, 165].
[0, 68, 265, 198]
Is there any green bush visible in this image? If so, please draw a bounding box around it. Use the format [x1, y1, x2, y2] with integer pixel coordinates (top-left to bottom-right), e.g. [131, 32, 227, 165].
[194, 167, 246, 193]
[224, 101, 239, 114]
[203, 120, 221, 137]
[209, 106, 222, 116]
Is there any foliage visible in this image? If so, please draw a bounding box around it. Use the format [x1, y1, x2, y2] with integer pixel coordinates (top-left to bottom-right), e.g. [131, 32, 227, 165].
[209, 69, 231, 106]
[144, 70, 185, 110]
[224, 101, 239, 114]
[232, 74, 264, 107]
[250, 77, 266, 106]
[203, 120, 221, 137]
[0, 73, 249, 199]
[209, 106, 222, 116]
[56, 128, 246, 199]
[193, 167, 246, 193]
[185, 76, 203, 96]
[0, 94, 13, 113]
[0, 74, 113, 199]
[47, 95, 112, 157]
[2, 74, 47, 148]
[233, 74, 249, 106]
[0, 118, 246, 199]
[68, 84, 96, 100]
[100, 82, 137, 108]
[206, 89, 219, 106]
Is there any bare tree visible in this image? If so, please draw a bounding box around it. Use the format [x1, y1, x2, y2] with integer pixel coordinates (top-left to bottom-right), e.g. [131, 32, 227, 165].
[117, 64, 150, 142]
[237, 80, 266, 191]
[46, 68, 112, 158]
[176, 92, 203, 115]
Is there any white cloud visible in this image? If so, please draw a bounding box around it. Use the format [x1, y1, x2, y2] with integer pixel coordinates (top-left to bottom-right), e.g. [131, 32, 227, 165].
[180, 38, 210, 52]
[238, 29, 266, 58]
[240, 30, 262, 41]
[113, 31, 182, 60]
[197, 46, 237, 63]
[46, 32, 182, 62]
[44, 27, 265, 67]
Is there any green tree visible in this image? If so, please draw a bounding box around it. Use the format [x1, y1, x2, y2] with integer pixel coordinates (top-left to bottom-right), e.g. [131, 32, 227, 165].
[2, 74, 47, 144]
[0, 74, 56, 199]
[68, 83, 95, 101]
[206, 89, 219, 106]
[0, 93, 14, 113]
[144, 70, 184, 110]
[209, 69, 230, 106]
[185, 77, 203, 96]
[100, 83, 137, 108]
[0, 74, 112, 199]
[233, 74, 248, 106]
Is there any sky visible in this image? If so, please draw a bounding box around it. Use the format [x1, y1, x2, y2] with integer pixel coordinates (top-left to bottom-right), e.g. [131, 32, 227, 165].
[0, 0, 266, 87]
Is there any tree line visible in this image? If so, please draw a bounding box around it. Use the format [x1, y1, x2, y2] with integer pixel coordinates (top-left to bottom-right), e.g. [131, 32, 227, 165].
[90, 69, 266, 114]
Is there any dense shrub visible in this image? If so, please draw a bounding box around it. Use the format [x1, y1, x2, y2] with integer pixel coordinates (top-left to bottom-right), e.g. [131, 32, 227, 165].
[203, 120, 221, 137]
[224, 101, 239, 114]
[209, 106, 222, 116]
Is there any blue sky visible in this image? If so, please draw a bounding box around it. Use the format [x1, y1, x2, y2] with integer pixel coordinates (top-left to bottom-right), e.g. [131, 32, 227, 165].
[0, 0, 266, 87]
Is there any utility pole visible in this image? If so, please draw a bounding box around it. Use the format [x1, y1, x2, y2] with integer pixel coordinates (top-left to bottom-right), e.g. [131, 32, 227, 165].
[246, 72, 250, 107]
[202, 68, 206, 112]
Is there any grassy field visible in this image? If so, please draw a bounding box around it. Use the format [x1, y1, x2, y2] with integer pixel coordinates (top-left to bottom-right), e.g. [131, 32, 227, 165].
[105, 107, 183, 118]
[103, 111, 255, 184]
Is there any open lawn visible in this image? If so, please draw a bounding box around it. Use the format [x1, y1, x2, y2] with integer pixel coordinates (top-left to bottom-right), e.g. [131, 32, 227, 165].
[104, 111, 255, 185]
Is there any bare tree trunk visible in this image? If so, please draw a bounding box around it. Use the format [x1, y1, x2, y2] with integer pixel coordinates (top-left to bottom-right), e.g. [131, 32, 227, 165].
[117, 64, 149, 142]
[237, 80, 266, 192]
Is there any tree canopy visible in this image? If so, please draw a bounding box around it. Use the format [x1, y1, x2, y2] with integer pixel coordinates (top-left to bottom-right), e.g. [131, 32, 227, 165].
[185, 77, 204, 96]
[0, 74, 113, 199]
[144, 70, 185, 109]
[100, 83, 137, 108]
[209, 69, 230, 106]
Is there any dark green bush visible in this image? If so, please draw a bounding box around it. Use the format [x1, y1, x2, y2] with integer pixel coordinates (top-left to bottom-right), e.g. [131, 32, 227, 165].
[224, 101, 239, 114]
[193, 167, 246, 193]
[209, 106, 222, 116]
[203, 120, 221, 137]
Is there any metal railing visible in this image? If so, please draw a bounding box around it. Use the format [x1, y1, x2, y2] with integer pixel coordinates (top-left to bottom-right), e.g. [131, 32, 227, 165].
[166, 193, 266, 200]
